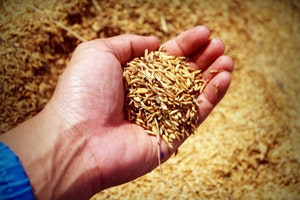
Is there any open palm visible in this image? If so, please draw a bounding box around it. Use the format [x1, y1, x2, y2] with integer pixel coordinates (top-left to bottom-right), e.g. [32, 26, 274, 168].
[46, 26, 233, 198]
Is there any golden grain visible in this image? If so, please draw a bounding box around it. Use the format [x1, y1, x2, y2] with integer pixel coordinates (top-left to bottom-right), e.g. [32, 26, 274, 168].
[135, 88, 149, 94]
[123, 47, 206, 148]
[209, 69, 219, 74]
[215, 83, 219, 93]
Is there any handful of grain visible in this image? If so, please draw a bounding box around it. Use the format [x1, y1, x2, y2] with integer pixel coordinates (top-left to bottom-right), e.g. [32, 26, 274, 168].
[123, 47, 206, 149]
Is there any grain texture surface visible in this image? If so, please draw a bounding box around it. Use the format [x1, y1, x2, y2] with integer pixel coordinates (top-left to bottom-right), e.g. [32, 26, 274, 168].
[1, 0, 299, 199]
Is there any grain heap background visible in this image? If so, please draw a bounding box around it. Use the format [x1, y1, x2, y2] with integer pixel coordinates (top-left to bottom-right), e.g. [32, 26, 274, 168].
[1, 0, 299, 199]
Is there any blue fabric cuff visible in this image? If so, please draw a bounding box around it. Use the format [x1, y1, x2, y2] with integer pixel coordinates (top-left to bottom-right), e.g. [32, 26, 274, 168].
[0, 142, 35, 200]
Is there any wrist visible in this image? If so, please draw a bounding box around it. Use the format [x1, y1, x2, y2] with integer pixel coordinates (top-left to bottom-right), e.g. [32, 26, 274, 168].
[0, 105, 61, 199]
[0, 104, 95, 199]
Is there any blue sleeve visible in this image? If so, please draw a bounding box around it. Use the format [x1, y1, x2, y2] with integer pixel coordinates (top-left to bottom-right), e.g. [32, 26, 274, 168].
[0, 142, 35, 200]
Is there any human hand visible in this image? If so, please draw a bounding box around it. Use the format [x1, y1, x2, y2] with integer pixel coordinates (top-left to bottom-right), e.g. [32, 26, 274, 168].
[0, 26, 233, 200]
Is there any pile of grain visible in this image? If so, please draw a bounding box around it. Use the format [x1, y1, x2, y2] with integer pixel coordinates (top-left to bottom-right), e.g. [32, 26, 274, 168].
[1, 0, 299, 199]
[124, 48, 205, 148]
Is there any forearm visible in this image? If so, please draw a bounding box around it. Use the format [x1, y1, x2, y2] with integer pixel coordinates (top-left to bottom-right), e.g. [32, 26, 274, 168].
[0, 105, 95, 199]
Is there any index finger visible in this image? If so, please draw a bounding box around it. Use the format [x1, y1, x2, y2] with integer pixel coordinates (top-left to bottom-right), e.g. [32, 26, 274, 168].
[162, 26, 211, 56]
